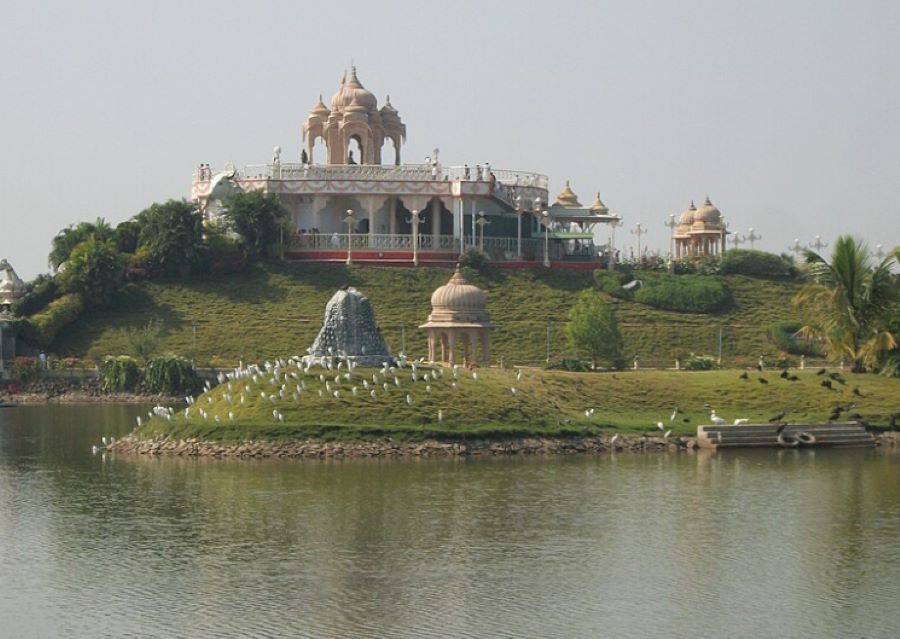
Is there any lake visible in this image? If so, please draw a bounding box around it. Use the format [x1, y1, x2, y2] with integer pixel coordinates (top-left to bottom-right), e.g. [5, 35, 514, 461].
[1, 404, 898, 638]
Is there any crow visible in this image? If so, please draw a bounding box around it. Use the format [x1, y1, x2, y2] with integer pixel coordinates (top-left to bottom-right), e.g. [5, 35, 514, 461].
[821, 379, 833, 390]
[828, 409, 842, 422]
[682, 417, 691, 423]
[758, 377, 769, 384]
[830, 372, 846, 385]
[890, 414, 898, 430]
[780, 369, 789, 379]
[769, 411, 787, 423]
[775, 423, 788, 435]
[852, 386, 863, 397]
[739, 371, 749, 380]
[787, 374, 800, 381]
[816, 368, 828, 376]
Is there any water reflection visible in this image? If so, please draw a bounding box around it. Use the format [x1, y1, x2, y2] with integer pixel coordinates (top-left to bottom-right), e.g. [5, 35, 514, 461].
[1, 405, 899, 638]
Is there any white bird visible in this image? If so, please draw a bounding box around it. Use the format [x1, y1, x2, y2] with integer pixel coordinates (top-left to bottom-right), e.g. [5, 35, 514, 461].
[351, 387, 358, 397]
[91, 445, 100, 455]
[516, 369, 522, 382]
[425, 385, 432, 393]
[370, 390, 377, 399]
[510, 387, 517, 395]
[451, 382, 459, 391]
[733, 418, 749, 425]
[101, 436, 108, 446]
[710, 411, 726, 425]
[383, 382, 390, 391]
[610, 434, 619, 446]
[670, 407, 679, 422]
[228, 412, 235, 422]
[438, 409, 443, 422]
[657, 422, 665, 431]
[394, 377, 401, 387]
[405, 394, 412, 406]
[663, 429, 672, 439]
[136, 417, 142, 427]
[333, 390, 341, 399]
[472, 371, 479, 381]
[317, 390, 324, 397]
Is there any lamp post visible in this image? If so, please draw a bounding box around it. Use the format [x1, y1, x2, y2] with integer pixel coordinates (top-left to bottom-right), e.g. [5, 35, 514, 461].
[342, 209, 355, 265]
[788, 238, 803, 258]
[664, 213, 677, 273]
[809, 235, 828, 253]
[514, 195, 523, 258]
[476, 211, 491, 253]
[631, 222, 647, 264]
[407, 209, 423, 266]
[729, 232, 745, 249]
[538, 210, 552, 267]
[608, 215, 623, 270]
[875, 244, 886, 259]
[746, 228, 761, 250]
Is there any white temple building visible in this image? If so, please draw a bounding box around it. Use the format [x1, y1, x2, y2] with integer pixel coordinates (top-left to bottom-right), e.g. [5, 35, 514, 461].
[192, 67, 620, 267]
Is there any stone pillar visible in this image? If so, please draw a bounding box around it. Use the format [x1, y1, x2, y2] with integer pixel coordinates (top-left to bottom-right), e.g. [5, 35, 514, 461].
[366, 197, 376, 248]
[481, 330, 490, 365]
[427, 332, 435, 362]
[448, 332, 456, 365]
[431, 198, 441, 247]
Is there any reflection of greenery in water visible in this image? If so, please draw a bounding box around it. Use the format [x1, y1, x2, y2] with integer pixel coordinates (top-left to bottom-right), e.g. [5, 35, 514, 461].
[1, 405, 899, 638]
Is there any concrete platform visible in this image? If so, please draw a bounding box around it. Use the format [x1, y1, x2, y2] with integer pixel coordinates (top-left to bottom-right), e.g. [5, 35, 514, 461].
[697, 422, 875, 450]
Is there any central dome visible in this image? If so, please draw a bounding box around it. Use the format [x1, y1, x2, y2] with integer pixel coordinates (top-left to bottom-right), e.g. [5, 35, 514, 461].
[330, 66, 378, 112]
[427, 267, 491, 324]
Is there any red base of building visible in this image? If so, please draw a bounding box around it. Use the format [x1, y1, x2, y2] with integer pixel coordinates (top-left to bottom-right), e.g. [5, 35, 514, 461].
[284, 251, 603, 269]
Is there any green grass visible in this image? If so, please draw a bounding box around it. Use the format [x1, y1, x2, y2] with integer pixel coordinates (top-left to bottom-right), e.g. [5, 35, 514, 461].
[55, 263, 809, 368]
[133, 366, 900, 443]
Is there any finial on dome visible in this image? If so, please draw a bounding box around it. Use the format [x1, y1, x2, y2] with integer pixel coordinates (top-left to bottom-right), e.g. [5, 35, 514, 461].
[705, 195, 712, 205]
[690, 200, 696, 209]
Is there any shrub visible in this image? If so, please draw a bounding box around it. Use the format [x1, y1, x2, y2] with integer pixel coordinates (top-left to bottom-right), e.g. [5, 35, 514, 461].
[144, 355, 201, 394]
[98, 356, 142, 392]
[127, 320, 162, 362]
[12, 357, 43, 383]
[719, 249, 796, 280]
[544, 358, 590, 372]
[565, 289, 624, 368]
[459, 248, 487, 271]
[769, 321, 824, 357]
[682, 353, 719, 370]
[593, 270, 632, 299]
[633, 275, 731, 313]
[10, 275, 59, 317]
[57, 236, 125, 306]
[20, 293, 84, 348]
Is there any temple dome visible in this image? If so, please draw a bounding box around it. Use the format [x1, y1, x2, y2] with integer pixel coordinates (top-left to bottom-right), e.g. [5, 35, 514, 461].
[694, 196, 722, 225]
[427, 267, 491, 324]
[555, 181, 582, 208]
[0, 259, 26, 307]
[308, 94, 330, 119]
[330, 66, 378, 112]
[590, 192, 609, 215]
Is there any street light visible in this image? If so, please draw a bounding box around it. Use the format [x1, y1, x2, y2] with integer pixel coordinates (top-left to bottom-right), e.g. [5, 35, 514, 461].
[875, 244, 886, 259]
[631, 222, 647, 263]
[342, 209, 355, 265]
[746, 228, 762, 250]
[476, 211, 491, 253]
[407, 209, 423, 266]
[608, 215, 623, 270]
[729, 232, 745, 249]
[538, 210, 552, 267]
[809, 235, 828, 253]
[664, 214, 677, 273]
[788, 238, 803, 257]
[514, 195, 523, 258]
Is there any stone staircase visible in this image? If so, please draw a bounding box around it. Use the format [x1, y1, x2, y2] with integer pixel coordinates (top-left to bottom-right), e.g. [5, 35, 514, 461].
[697, 422, 875, 450]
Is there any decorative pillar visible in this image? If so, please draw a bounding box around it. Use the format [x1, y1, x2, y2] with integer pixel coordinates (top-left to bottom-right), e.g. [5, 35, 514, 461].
[431, 198, 441, 247]
[448, 332, 456, 365]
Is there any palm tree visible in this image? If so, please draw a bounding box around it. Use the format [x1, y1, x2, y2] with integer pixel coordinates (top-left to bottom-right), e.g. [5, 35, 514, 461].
[794, 236, 899, 372]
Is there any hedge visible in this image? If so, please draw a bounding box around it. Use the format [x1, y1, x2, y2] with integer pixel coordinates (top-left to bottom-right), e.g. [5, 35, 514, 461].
[144, 354, 202, 394]
[633, 276, 731, 313]
[719, 249, 797, 280]
[98, 356, 142, 392]
[20, 293, 84, 348]
[769, 321, 824, 357]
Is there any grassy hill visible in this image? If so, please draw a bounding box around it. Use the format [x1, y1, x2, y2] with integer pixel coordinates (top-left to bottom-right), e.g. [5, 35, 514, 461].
[55, 263, 807, 367]
[133, 367, 900, 442]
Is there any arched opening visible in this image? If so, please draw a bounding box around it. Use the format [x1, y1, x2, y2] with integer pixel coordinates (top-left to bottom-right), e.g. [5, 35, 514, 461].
[310, 136, 325, 165]
[390, 138, 401, 165]
[347, 135, 363, 165]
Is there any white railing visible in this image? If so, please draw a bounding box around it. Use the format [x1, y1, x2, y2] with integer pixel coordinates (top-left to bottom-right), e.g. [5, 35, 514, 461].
[289, 233, 461, 252]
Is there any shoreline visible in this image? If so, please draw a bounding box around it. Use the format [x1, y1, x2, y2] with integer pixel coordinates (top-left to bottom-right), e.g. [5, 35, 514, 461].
[108, 431, 900, 459]
[1, 392, 180, 405]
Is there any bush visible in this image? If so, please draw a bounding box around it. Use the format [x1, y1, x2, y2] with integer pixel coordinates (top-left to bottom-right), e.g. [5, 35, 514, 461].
[719, 249, 796, 280]
[682, 353, 719, 370]
[633, 275, 731, 313]
[544, 358, 590, 372]
[57, 236, 125, 306]
[565, 289, 625, 368]
[20, 293, 84, 348]
[10, 275, 59, 317]
[769, 321, 824, 357]
[593, 270, 632, 299]
[127, 320, 162, 362]
[144, 355, 201, 394]
[12, 357, 43, 383]
[98, 356, 142, 392]
[459, 248, 487, 271]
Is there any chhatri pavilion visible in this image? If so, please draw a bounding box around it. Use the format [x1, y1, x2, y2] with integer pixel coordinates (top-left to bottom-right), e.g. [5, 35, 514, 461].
[191, 67, 620, 267]
[673, 197, 728, 258]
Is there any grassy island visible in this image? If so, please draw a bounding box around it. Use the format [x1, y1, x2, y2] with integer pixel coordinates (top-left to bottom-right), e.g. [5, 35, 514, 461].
[132, 365, 900, 444]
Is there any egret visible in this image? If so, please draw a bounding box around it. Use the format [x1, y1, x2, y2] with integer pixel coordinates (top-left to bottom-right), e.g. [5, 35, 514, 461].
[511, 387, 517, 395]
[370, 390, 377, 399]
[472, 371, 479, 381]
[102, 436, 108, 446]
[516, 369, 522, 382]
[426, 385, 432, 393]
[670, 407, 679, 422]
[610, 434, 619, 446]
[383, 382, 390, 391]
[394, 377, 401, 387]
[438, 409, 443, 422]
[351, 387, 358, 397]
[136, 416, 142, 427]
[663, 429, 672, 439]
[710, 411, 726, 425]
[91, 445, 100, 455]
[733, 418, 749, 425]
[656, 422, 665, 431]
[405, 394, 412, 406]
[228, 412, 235, 422]
[333, 390, 341, 399]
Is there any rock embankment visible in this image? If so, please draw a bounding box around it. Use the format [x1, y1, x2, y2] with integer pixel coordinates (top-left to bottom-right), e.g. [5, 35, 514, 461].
[109, 434, 696, 459]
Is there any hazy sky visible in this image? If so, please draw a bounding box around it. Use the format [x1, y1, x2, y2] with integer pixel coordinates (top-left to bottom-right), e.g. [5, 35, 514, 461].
[1, 1, 898, 279]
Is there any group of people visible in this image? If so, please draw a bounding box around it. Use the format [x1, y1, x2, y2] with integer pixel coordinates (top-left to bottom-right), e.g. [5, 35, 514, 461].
[196, 164, 212, 179]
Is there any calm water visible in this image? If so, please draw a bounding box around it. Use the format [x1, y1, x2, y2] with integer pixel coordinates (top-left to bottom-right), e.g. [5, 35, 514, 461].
[1, 405, 899, 638]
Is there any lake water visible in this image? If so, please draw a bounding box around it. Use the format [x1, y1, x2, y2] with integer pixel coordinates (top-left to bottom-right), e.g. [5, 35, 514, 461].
[1, 404, 899, 638]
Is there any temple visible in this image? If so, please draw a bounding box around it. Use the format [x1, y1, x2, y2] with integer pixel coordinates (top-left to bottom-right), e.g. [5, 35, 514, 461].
[192, 67, 620, 267]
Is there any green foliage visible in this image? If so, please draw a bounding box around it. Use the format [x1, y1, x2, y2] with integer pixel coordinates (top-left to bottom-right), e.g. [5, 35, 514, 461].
[12, 357, 43, 383]
[719, 249, 797, 280]
[48, 218, 116, 270]
[593, 270, 631, 298]
[795, 237, 898, 372]
[126, 320, 162, 362]
[206, 228, 248, 275]
[221, 192, 288, 260]
[98, 356, 142, 392]
[20, 293, 84, 348]
[115, 219, 141, 254]
[144, 354, 201, 394]
[57, 236, 125, 306]
[10, 274, 58, 316]
[459, 248, 487, 271]
[682, 353, 719, 370]
[769, 321, 824, 357]
[135, 200, 206, 276]
[633, 275, 731, 313]
[544, 358, 590, 372]
[565, 289, 624, 367]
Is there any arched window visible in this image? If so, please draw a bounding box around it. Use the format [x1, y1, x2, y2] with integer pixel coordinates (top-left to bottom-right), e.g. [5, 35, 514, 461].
[347, 135, 363, 164]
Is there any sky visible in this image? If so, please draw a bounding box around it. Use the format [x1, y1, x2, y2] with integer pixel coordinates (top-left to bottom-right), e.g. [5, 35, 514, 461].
[1, 0, 898, 279]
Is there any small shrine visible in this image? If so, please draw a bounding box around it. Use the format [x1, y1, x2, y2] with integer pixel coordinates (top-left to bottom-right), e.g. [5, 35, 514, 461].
[0, 259, 26, 315]
[304, 287, 392, 366]
[420, 266, 495, 365]
[673, 197, 727, 258]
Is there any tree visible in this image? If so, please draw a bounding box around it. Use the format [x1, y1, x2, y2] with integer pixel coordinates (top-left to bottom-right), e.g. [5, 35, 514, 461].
[57, 236, 125, 306]
[49, 218, 115, 270]
[135, 200, 206, 276]
[221, 191, 288, 260]
[565, 289, 624, 368]
[794, 236, 899, 372]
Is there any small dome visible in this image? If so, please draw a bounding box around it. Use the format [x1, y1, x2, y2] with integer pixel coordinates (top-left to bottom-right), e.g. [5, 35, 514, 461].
[330, 66, 378, 112]
[678, 201, 697, 226]
[427, 266, 491, 323]
[590, 192, 609, 215]
[694, 196, 722, 225]
[0, 259, 26, 306]
[308, 94, 330, 118]
[555, 180, 582, 208]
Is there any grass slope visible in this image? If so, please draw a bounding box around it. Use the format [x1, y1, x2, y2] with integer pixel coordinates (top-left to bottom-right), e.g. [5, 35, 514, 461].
[134, 366, 900, 443]
[56, 263, 806, 367]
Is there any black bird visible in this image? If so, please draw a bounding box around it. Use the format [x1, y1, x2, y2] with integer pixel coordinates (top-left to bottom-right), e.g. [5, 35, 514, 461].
[769, 411, 787, 423]
[758, 377, 769, 385]
[787, 375, 800, 381]
[682, 417, 691, 423]
[852, 386, 863, 397]
[739, 371, 749, 380]
[828, 408, 842, 422]
[849, 412, 863, 420]
[775, 423, 788, 435]
[780, 370, 789, 379]
[830, 372, 846, 385]
[816, 368, 828, 376]
[889, 413, 898, 430]
[757, 362, 764, 372]
[821, 379, 833, 390]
